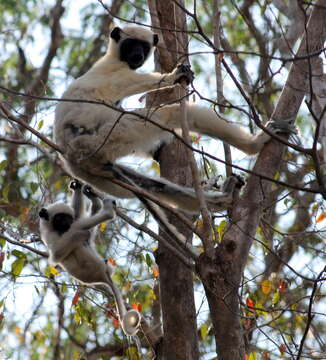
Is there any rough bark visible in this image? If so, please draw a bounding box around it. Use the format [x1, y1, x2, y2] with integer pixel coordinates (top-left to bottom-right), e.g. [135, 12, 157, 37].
[148, 1, 199, 359]
[198, 2, 326, 359]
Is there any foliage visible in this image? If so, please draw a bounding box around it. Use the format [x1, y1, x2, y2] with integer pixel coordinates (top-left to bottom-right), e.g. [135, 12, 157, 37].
[0, 1, 325, 359]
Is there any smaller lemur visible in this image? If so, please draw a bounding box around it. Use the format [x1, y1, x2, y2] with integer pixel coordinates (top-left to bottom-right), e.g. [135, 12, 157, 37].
[39, 180, 141, 336]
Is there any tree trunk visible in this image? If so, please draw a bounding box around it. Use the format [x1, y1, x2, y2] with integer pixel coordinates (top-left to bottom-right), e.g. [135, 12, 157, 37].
[198, 2, 326, 359]
[148, 1, 199, 359]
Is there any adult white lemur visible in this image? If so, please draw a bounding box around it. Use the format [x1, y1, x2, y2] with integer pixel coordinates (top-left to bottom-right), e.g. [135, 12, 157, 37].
[39, 180, 141, 336]
[55, 25, 290, 213]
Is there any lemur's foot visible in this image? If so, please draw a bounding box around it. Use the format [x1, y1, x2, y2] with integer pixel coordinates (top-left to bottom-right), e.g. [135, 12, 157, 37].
[202, 174, 244, 193]
[201, 175, 223, 192]
[82, 184, 97, 199]
[266, 119, 297, 135]
[222, 174, 245, 193]
[203, 174, 244, 212]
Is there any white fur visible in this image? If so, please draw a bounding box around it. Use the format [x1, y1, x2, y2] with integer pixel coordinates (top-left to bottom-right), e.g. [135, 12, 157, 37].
[39, 188, 140, 336]
[54, 25, 271, 212]
[39, 201, 115, 283]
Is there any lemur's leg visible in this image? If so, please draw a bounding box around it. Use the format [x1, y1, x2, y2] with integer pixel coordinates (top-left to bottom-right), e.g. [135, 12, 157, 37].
[135, 104, 267, 155]
[98, 163, 243, 213]
[75, 198, 116, 230]
[77, 184, 104, 246]
[63, 137, 243, 213]
[83, 184, 103, 215]
[132, 103, 295, 155]
[70, 179, 85, 219]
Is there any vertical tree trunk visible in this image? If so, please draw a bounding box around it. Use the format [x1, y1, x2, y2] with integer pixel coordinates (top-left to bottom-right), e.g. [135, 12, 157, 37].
[148, 1, 199, 359]
[198, 2, 326, 359]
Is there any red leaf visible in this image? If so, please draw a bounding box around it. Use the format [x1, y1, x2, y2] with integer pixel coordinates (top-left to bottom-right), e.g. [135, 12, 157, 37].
[279, 344, 286, 354]
[278, 280, 288, 293]
[107, 258, 116, 266]
[132, 303, 142, 312]
[72, 290, 80, 306]
[0, 252, 4, 269]
[316, 212, 326, 223]
[152, 265, 159, 278]
[246, 297, 255, 309]
[113, 318, 120, 329]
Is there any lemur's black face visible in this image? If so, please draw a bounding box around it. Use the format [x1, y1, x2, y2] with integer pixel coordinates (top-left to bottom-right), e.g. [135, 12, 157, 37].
[119, 38, 151, 70]
[52, 213, 74, 235]
[39, 208, 73, 235]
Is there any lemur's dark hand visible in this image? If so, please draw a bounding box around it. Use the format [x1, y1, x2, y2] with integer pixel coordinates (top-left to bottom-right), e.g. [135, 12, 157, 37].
[70, 179, 82, 190]
[174, 64, 194, 85]
[82, 184, 97, 199]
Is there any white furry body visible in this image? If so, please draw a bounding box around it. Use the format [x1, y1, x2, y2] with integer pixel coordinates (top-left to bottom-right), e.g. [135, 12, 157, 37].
[39, 202, 114, 285]
[54, 25, 271, 211]
[39, 191, 141, 335]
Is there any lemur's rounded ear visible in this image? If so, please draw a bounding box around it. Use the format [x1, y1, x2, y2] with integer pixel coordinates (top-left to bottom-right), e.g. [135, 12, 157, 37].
[39, 208, 49, 220]
[110, 27, 121, 42]
[153, 34, 159, 46]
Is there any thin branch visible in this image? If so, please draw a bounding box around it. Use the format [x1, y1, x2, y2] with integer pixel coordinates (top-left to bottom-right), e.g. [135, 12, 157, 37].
[0, 102, 63, 153]
[0, 88, 322, 194]
[0, 135, 54, 160]
[296, 267, 326, 359]
[90, 167, 201, 236]
[94, 161, 200, 252]
[213, 0, 233, 178]
[116, 209, 196, 268]
[0, 234, 48, 258]
[24, 0, 64, 121]
[97, 0, 197, 34]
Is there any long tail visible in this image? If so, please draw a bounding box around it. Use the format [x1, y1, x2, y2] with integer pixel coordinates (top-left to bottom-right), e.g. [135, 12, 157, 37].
[96, 280, 141, 337]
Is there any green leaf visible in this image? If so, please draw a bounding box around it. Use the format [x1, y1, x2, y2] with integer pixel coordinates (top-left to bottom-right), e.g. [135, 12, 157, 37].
[74, 308, 82, 324]
[217, 220, 227, 242]
[126, 346, 140, 360]
[37, 119, 44, 130]
[11, 258, 26, 278]
[145, 253, 153, 267]
[272, 290, 280, 305]
[30, 182, 39, 194]
[61, 283, 68, 293]
[11, 250, 26, 259]
[45, 266, 60, 277]
[0, 238, 6, 249]
[200, 323, 208, 340]
[0, 160, 8, 172]
[2, 183, 10, 203]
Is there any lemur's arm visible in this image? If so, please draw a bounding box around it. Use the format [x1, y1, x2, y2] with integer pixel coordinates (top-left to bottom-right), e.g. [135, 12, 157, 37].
[83, 185, 103, 215]
[70, 180, 85, 219]
[76, 198, 116, 230]
[116, 64, 194, 98]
